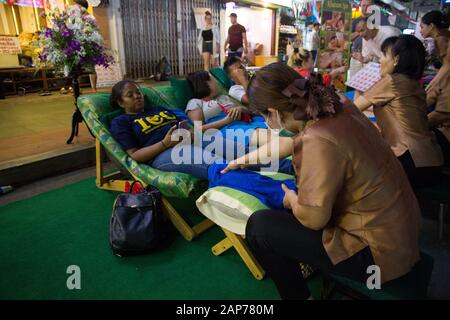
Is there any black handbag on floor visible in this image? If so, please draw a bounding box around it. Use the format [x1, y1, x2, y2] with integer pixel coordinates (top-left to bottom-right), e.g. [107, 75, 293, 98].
[109, 182, 173, 256]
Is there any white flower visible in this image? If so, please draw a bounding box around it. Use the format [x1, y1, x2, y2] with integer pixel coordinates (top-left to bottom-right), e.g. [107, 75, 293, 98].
[89, 32, 102, 44]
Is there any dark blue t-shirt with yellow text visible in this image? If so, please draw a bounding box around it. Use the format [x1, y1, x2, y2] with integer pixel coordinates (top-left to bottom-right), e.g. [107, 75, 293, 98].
[110, 106, 181, 150]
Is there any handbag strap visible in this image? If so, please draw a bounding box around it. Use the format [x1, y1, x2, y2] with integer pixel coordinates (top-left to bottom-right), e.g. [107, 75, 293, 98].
[129, 181, 144, 194]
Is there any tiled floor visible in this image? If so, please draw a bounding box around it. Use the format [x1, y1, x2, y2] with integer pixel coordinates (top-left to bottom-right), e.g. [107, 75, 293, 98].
[0, 89, 103, 164]
[0, 80, 164, 165]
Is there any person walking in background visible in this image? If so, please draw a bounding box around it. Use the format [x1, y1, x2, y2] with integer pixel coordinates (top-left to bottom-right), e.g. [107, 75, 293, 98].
[310, 23, 320, 65]
[224, 13, 248, 59]
[197, 11, 220, 71]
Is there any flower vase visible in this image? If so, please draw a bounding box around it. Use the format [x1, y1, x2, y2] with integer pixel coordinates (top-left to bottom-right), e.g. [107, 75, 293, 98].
[64, 65, 71, 77]
[66, 67, 84, 144]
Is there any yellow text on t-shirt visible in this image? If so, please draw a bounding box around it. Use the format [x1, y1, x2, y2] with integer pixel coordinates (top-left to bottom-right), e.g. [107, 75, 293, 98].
[133, 111, 177, 134]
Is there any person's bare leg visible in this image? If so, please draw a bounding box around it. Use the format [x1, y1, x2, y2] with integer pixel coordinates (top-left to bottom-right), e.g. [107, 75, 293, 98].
[210, 54, 218, 69]
[202, 52, 211, 71]
[89, 73, 97, 93]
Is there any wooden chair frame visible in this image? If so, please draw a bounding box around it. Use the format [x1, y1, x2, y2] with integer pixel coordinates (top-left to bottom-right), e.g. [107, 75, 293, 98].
[211, 228, 266, 280]
[96, 138, 265, 279]
[95, 138, 214, 241]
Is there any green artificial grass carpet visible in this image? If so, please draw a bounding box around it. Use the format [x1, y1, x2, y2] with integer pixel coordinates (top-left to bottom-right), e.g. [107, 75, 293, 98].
[0, 178, 321, 300]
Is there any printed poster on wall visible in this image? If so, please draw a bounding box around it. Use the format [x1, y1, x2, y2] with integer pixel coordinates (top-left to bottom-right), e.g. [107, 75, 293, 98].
[0, 36, 22, 55]
[317, 0, 352, 92]
[95, 63, 123, 88]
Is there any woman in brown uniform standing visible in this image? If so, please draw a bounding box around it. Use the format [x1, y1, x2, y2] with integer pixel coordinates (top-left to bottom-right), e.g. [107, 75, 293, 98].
[241, 63, 421, 300]
[420, 11, 450, 166]
[355, 35, 443, 188]
[421, 10, 450, 66]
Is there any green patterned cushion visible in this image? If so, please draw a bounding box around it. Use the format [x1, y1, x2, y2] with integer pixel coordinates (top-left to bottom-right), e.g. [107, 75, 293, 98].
[210, 67, 232, 90]
[100, 109, 123, 129]
[196, 172, 294, 235]
[170, 78, 194, 109]
[77, 81, 247, 198]
[196, 171, 314, 279]
[143, 86, 182, 110]
[98, 92, 161, 129]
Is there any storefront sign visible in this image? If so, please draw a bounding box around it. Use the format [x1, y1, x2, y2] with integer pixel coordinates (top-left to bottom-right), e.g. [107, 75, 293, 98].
[15, 0, 44, 7]
[0, 36, 22, 55]
[95, 63, 122, 88]
[317, 0, 352, 92]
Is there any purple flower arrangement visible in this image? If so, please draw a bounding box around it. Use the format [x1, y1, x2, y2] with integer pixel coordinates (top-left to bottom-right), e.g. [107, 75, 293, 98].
[35, 5, 114, 76]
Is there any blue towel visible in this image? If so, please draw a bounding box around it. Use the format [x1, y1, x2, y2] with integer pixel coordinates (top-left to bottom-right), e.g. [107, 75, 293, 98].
[343, 91, 355, 101]
[170, 109, 192, 124]
[208, 163, 297, 209]
[205, 114, 268, 147]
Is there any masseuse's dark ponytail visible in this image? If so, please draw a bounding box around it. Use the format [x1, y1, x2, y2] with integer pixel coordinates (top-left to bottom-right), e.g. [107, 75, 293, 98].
[422, 10, 450, 30]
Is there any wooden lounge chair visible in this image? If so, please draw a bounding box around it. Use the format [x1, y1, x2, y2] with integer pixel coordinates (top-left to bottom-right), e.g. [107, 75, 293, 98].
[78, 85, 214, 241]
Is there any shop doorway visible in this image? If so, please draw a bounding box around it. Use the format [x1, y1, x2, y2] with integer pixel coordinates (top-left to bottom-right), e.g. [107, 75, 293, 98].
[120, 0, 221, 79]
[224, 4, 276, 60]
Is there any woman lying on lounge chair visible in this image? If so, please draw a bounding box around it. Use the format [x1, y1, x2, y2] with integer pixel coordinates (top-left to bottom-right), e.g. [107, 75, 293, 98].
[185, 71, 271, 148]
[109, 80, 248, 180]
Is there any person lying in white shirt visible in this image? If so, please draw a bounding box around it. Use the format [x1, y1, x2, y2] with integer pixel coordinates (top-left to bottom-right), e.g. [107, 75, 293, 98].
[224, 56, 250, 105]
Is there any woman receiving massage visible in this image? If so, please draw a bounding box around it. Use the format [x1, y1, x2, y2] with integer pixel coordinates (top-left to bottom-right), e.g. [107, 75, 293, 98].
[186, 70, 270, 150]
[287, 48, 346, 86]
[222, 62, 421, 300]
[109, 80, 248, 180]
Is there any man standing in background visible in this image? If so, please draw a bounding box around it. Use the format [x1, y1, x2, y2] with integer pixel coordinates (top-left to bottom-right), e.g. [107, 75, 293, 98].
[310, 23, 320, 65]
[224, 13, 248, 59]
